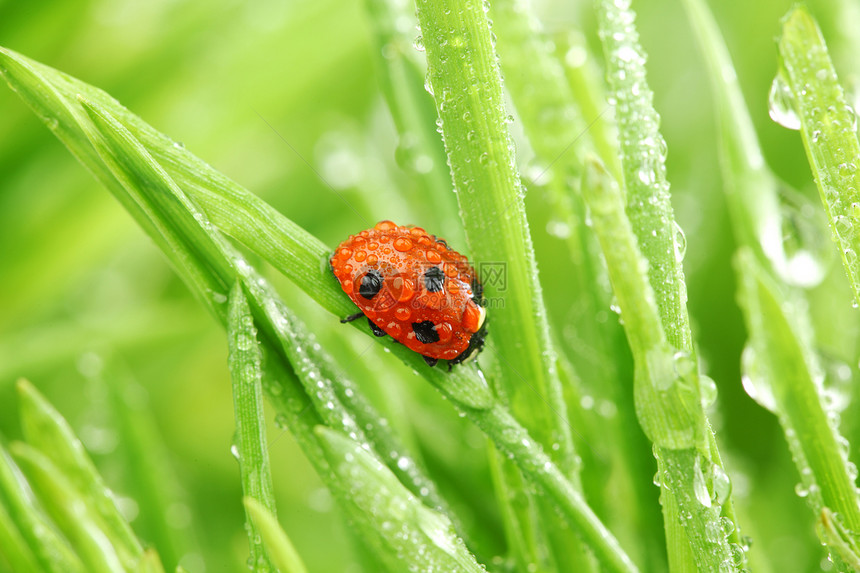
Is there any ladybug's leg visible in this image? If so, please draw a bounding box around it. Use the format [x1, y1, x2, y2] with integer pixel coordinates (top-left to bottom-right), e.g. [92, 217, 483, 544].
[367, 318, 387, 337]
[423, 356, 438, 368]
[340, 312, 364, 324]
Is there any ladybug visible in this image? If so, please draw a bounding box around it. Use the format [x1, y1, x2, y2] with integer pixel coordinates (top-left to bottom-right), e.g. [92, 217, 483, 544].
[329, 220, 487, 369]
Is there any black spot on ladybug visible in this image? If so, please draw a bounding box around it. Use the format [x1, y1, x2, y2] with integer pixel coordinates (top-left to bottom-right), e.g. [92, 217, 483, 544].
[368, 318, 387, 337]
[359, 269, 383, 299]
[412, 321, 440, 344]
[423, 266, 445, 292]
[423, 355, 438, 367]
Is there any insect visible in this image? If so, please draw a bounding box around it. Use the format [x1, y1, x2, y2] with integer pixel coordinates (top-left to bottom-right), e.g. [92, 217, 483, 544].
[329, 220, 487, 369]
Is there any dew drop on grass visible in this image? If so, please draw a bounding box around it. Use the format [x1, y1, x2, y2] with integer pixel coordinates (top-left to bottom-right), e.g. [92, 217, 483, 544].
[693, 457, 712, 508]
[709, 464, 732, 505]
[777, 185, 831, 287]
[768, 75, 801, 130]
[699, 374, 718, 408]
[673, 221, 687, 262]
[740, 345, 777, 412]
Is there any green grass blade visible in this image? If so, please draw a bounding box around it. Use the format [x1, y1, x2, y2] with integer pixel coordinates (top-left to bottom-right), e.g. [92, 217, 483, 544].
[16, 379, 142, 567]
[681, 0, 785, 267]
[595, 0, 691, 355]
[582, 159, 736, 572]
[243, 498, 309, 573]
[0, 500, 40, 573]
[414, 0, 583, 567]
[227, 284, 277, 573]
[0, 446, 85, 573]
[735, 248, 860, 568]
[9, 443, 124, 573]
[414, 0, 575, 469]
[777, 6, 860, 306]
[315, 426, 486, 573]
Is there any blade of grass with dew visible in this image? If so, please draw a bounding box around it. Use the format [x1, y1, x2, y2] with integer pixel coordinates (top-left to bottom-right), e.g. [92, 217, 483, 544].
[596, 0, 743, 569]
[413, 0, 574, 468]
[735, 248, 860, 570]
[244, 498, 309, 573]
[681, 0, 786, 273]
[489, 1, 663, 567]
[227, 284, 278, 573]
[777, 6, 860, 306]
[315, 426, 487, 573]
[0, 47, 637, 572]
[582, 159, 735, 572]
[362, 0, 464, 244]
[8, 443, 124, 573]
[0, 446, 85, 573]
[413, 0, 582, 568]
[16, 379, 143, 569]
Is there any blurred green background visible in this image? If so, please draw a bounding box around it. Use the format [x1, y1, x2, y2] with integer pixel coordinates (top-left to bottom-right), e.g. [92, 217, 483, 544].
[1, 0, 858, 571]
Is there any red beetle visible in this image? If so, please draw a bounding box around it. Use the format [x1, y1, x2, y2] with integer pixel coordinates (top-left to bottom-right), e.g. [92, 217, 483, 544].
[329, 221, 487, 368]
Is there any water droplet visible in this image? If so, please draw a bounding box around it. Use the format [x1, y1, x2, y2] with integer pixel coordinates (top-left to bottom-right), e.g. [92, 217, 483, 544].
[230, 444, 240, 460]
[846, 104, 858, 132]
[777, 185, 832, 287]
[413, 35, 425, 52]
[741, 345, 777, 412]
[424, 73, 434, 96]
[768, 75, 801, 130]
[673, 221, 687, 262]
[693, 465, 712, 508]
[710, 464, 732, 505]
[699, 375, 718, 408]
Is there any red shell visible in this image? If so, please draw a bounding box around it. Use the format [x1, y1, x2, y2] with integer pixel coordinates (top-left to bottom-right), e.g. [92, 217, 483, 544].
[330, 221, 486, 362]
